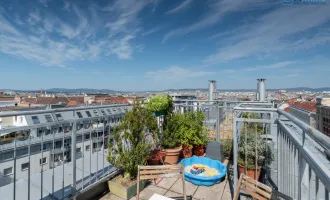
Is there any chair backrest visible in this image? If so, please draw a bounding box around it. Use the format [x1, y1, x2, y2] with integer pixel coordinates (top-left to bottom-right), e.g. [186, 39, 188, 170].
[138, 164, 184, 180]
[233, 174, 272, 200]
[137, 164, 187, 200]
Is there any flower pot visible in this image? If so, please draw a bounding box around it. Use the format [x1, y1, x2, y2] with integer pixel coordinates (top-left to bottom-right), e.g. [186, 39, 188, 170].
[193, 145, 205, 156]
[164, 146, 182, 164]
[108, 178, 148, 200]
[182, 145, 193, 158]
[238, 164, 262, 181]
[148, 150, 166, 165]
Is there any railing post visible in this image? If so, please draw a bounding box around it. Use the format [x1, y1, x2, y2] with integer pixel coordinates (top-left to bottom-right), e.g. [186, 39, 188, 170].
[216, 104, 220, 142]
[299, 153, 310, 200]
[233, 117, 238, 188]
[72, 112, 77, 199]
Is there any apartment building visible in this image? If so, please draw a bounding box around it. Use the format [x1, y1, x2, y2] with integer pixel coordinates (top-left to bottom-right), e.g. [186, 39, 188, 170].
[0, 105, 128, 187]
[316, 97, 330, 136]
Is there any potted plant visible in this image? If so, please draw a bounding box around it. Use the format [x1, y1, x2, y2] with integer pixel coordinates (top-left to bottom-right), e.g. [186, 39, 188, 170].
[237, 132, 273, 180]
[146, 94, 173, 116]
[191, 111, 208, 156]
[107, 99, 159, 199]
[178, 111, 207, 158]
[161, 113, 182, 164]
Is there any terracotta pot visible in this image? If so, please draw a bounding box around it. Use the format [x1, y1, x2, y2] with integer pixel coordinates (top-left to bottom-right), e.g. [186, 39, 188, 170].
[148, 150, 166, 165]
[193, 145, 205, 156]
[182, 145, 193, 158]
[238, 164, 262, 181]
[164, 146, 182, 164]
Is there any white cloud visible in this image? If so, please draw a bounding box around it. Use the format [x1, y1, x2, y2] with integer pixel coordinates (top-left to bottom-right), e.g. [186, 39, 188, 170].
[224, 69, 236, 73]
[63, 1, 70, 11]
[146, 66, 215, 81]
[166, 0, 193, 14]
[244, 61, 298, 71]
[142, 26, 164, 36]
[27, 11, 41, 25]
[205, 4, 330, 63]
[0, 1, 152, 67]
[163, 0, 271, 42]
[39, 0, 51, 7]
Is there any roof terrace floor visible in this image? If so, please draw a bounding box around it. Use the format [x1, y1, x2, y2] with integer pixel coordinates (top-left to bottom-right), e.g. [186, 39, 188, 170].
[100, 160, 232, 200]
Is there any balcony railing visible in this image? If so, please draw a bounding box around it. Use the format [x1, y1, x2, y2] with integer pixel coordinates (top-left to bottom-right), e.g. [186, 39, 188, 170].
[233, 103, 330, 200]
[2, 100, 330, 200]
[0, 104, 129, 200]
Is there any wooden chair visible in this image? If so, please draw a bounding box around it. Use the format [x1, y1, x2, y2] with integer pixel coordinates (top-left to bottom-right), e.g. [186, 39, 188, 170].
[233, 174, 293, 200]
[137, 164, 187, 200]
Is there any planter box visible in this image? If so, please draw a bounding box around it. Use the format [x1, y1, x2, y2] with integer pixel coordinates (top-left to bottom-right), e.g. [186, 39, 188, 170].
[108, 179, 148, 200]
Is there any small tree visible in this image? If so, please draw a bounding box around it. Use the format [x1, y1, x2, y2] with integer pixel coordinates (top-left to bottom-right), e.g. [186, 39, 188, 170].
[146, 94, 173, 115]
[161, 113, 181, 149]
[107, 99, 159, 180]
[238, 132, 273, 169]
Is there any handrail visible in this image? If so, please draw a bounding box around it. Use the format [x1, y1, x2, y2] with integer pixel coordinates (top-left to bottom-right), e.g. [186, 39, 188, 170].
[278, 108, 330, 153]
[0, 104, 130, 117]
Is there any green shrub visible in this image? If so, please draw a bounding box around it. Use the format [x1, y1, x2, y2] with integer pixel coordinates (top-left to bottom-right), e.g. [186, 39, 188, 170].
[221, 139, 233, 159]
[107, 99, 159, 180]
[146, 94, 173, 114]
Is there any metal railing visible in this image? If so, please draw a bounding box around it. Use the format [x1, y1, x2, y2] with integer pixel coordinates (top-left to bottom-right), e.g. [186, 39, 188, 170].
[233, 103, 330, 200]
[0, 104, 129, 200]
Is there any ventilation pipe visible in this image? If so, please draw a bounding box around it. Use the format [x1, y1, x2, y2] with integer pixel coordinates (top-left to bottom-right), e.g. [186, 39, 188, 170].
[257, 79, 266, 102]
[208, 80, 217, 101]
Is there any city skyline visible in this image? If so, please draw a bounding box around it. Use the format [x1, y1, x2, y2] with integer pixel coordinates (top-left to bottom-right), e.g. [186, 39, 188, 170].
[0, 0, 330, 91]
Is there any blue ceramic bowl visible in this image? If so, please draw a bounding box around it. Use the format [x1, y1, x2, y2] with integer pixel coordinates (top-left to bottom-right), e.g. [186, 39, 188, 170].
[179, 156, 227, 186]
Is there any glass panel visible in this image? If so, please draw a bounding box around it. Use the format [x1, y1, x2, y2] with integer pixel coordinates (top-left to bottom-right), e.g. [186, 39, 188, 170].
[32, 116, 40, 124]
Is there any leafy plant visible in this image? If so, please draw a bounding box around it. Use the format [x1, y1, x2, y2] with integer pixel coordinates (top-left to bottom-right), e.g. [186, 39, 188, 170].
[161, 113, 181, 149]
[176, 111, 208, 148]
[238, 131, 273, 170]
[221, 139, 233, 159]
[242, 112, 266, 134]
[107, 99, 159, 180]
[146, 94, 173, 114]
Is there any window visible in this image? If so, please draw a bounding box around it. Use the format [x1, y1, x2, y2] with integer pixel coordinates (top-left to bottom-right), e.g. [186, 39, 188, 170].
[15, 116, 17, 122]
[76, 147, 81, 153]
[86, 145, 90, 151]
[106, 109, 112, 114]
[112, 108, 117, 112]
[45, 115, 53, 122]
[85, 134, 90, 140]
[93, 110, 99, 116]
[86, 111, 92, 117]
[117, 108, 121, 112]
[31, 116, 40, 124]
[21, 162, 29, 171]
[101, 109, 106, 115]
[3, 167, 13, 176]
[40, 157, 47, 165]
[55, 114, 63, 121]
[59, 126, 63, 133]
[77, 112, 83, 119]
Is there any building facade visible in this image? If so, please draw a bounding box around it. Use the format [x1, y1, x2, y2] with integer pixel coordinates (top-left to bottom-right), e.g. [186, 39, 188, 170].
[0, 105, 128, 187]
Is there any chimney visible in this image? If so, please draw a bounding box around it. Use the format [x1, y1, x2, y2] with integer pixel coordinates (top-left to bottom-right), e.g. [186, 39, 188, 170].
[208, 80, 217, 101]
[257, 79, 266, 102]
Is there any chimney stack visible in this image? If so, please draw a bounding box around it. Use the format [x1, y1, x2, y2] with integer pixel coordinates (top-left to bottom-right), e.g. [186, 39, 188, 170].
[257, 79, 266, 102]
[208, 80, 217, 101]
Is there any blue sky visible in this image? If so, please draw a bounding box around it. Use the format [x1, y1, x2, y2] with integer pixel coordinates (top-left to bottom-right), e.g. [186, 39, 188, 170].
[0, 0, 329, 91]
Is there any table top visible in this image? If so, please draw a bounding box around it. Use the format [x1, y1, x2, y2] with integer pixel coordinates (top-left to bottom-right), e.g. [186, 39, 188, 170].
[149, 193, 175, 200]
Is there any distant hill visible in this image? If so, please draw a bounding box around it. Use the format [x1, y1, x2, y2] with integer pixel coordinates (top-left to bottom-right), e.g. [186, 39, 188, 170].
[1, 87, 330, 94]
